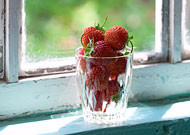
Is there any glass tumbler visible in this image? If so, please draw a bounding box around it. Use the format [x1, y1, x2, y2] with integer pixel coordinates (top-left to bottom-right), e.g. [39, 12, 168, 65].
[76, 47, 133, 124]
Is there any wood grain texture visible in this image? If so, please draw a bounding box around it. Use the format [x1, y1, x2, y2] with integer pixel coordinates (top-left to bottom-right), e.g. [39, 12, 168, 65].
[0, 62, 190, 120]
[70, 118, 190, 135]
[131, 61, 190, 101]
[0, 0, 4, 78]
[5, 0, 22, 82]
[160, 0, 169, 60]
[169, 0, 182, 63]
[58, 101, 190, 134]
[182, 0, 190, 60]
[0, 73, 80, 120]
[1, 100, 190, 135]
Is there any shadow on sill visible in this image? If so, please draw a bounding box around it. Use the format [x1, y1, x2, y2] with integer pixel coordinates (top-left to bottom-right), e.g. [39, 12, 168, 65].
[0, 96, 190, 134]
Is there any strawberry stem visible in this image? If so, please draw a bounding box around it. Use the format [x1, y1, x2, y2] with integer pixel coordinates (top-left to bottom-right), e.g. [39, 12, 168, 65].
[125, 34, 134, 55]
[91, 38, 94, 48]
[100, 16, 108, 28]
[80, 33, 88, 50]
[80, 33, 95, 56]
[95, 16, 108, 32]
[129, 40, 134, 53]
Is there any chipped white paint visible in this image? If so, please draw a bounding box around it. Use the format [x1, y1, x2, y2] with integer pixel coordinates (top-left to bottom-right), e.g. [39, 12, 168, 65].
[155, 0, 169, 60]
[0, 0, 4, 78]
[131, 61, 190, 100]
[169, 0, 182, 63]
[1, 62, 190, 120]
[2, 101, 190, 135]
[182, 0, 190, 60]
[0, 0, 188, 121]
[0, 73, 81, 120]
[5, 0, 22, 82]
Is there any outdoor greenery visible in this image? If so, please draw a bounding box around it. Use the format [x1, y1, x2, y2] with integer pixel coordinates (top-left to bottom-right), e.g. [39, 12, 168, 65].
[25, 0, 155, 62]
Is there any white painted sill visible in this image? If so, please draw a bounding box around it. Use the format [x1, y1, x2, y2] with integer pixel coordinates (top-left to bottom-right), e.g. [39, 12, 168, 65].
[0, 99, 190, 135]
[1, 62, 190, 120]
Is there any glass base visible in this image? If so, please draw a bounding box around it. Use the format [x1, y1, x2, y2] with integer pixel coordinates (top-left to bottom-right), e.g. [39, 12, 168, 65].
[83, 110, 127, 124]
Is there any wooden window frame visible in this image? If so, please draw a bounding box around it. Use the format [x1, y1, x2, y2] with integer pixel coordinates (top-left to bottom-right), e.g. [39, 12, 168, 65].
[182, 0, 190, 60]
[0, 0, 4, 78]
[1, 0, 190, 120]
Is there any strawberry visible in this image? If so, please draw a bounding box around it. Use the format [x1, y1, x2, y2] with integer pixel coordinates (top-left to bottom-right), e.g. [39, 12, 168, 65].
[86, 89, 103, 112]
[91, 41, 117, 57]
[90, 41, 117, 66]
[79, 48, 85, 55]
[85, 66, 108, 91]
[106, 52, 127, 76]
[78, 48, 95, 73]
[93, 90, 103, 111]
[82, 27, 104, 48]
[81, 17, 108, 48]
[78, 48, 86, 72]
[105, 26, 128, 50]
[104, 80, 120, 104]
[89, 80, 120, 112]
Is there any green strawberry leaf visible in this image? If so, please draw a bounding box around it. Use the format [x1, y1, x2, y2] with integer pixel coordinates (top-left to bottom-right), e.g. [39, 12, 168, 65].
[112, 93, 120, 102]
[112, 86, 123, 103]
[87, 43, 91, 48]
[129, 35, 133, 40]
[95, 16, 108, 33]
[124, 52, 130, 55]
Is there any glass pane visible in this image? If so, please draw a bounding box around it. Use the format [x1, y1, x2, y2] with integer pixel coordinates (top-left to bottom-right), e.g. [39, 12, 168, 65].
[182, 0, 190, 60]
[25, 0, 155, 62]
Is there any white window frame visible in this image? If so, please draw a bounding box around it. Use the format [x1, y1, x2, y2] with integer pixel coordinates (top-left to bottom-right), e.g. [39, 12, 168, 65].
[1, 0, 190, 120]
[0, 0, 4, 78]
[182, 0, 190, 60]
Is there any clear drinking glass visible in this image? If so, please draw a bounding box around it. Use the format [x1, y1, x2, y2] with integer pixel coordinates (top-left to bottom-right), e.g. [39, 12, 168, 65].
[76, 47, 133, 124]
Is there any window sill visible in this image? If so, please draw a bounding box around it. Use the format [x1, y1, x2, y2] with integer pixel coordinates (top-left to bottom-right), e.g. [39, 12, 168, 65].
[1, 99, 190, 135]
[1, 62, 190, 120]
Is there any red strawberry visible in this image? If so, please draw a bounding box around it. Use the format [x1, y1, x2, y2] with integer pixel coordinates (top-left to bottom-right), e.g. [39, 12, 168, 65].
[78, 48, 87, 72]
[93, 90, 103, 111]
[82, 27, 104, 48]
[86, 89, 103, 112]
[106, 52, 127, 76]
[105, 26, 128, 50]
[91, 41, 117, 57]
[91, 41, 117, 66]
[85, 66, 108, 91]
[78, 48, 95, 72]
[104, 80, 120, 104]
[89, 80, 120, 112]
[79, 48, 85, 55]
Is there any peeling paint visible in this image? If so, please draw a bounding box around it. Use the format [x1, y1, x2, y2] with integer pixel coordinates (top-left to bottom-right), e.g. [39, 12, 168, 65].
[33, 80, 38, 83]
[19, 27, 22, 34]
[20, 112, 30, 115]
[161, 76, 168, 84]
[1, 9, 5, 20]
[0, 0, 4, 77]
[35, 95, 40, 99]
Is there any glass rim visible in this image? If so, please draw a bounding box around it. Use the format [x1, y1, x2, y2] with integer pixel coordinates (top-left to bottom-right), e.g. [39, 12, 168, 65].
[75, 47, 133, 59]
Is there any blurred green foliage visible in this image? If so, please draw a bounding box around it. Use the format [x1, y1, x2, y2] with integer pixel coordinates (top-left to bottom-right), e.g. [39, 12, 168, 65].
[25, 0, 155, 61]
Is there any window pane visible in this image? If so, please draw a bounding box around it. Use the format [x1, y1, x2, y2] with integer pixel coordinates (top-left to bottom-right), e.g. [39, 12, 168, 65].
[182, 0, 190, 60]
[25, 0, 155, 62]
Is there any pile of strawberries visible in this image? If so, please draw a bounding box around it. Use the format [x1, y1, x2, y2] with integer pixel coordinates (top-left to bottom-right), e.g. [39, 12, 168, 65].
[78, 18, 133, 112]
